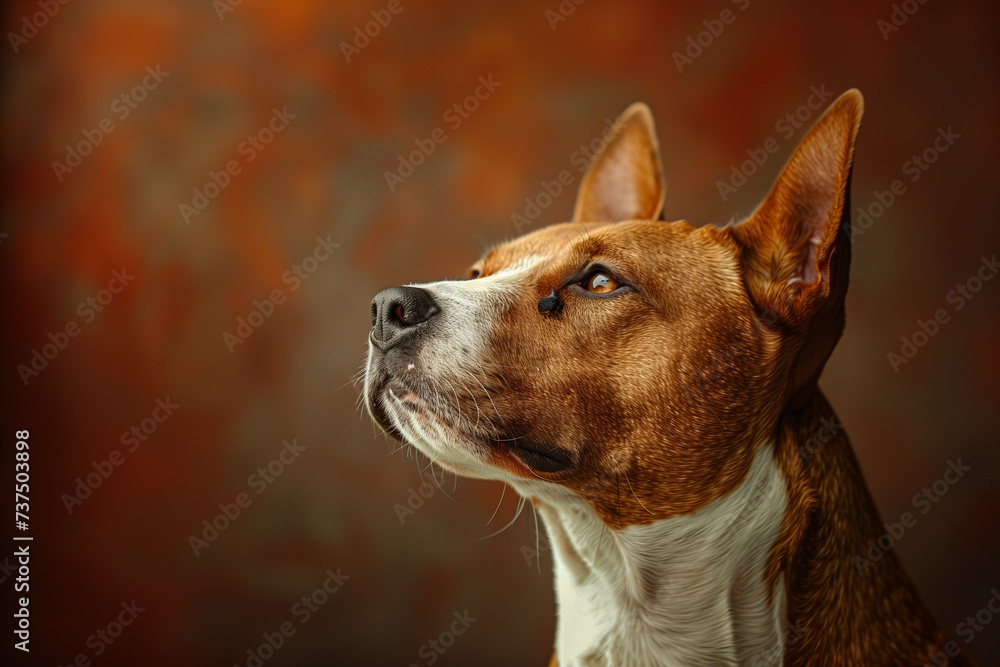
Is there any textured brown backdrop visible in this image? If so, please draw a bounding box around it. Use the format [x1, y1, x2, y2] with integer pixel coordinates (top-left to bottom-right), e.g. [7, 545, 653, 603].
[1, 0, 998, 665]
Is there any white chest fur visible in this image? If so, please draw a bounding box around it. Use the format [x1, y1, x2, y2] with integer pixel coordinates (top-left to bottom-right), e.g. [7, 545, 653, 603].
[525, 445, 788, 667]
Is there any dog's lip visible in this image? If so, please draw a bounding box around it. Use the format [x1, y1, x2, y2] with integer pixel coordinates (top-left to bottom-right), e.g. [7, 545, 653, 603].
[367, 376, 407, 439]
[505, 439, 574, 474]
[383, 378, 419, 403]
[370, 374, 415, 405]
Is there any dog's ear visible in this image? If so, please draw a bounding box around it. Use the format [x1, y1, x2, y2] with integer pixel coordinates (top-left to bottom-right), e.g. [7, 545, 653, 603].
[572, 103, 666, 223]
[729, 89, 864, 392]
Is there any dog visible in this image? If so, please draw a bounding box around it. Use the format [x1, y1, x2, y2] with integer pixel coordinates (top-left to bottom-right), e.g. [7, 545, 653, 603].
[364, 90, 974, 666]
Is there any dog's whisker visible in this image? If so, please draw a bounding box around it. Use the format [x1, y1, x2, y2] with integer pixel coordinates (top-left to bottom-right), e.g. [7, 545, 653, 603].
[530, 500, 542, 575]
[478, 495, 525, 541]
[462, 383, 483, 431]
[465, 369, 505, 426]
[523, 467, 549, 481]
[598, 212, 620, 239]
[703, 401, 725, 427]
[623, 469, 653, 515]
[442, 378, 464, 424]
[486, 482, 507, 526]
[428, 460, 458, 502]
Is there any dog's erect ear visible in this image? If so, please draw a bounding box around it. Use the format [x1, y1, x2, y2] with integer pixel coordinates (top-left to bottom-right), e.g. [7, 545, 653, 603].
[729, 89, 864, 391]
[572, 103, 666, 223]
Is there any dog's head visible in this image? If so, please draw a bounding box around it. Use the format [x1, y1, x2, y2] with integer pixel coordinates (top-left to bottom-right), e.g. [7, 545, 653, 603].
[365, 92, 863, 528]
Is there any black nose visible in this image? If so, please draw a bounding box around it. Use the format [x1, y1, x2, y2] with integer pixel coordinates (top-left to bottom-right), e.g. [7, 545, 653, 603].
[370, 286, 440, 352]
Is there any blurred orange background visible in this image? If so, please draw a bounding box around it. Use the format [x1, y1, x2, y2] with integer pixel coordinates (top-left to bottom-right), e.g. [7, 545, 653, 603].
[2, 0, 998, 665]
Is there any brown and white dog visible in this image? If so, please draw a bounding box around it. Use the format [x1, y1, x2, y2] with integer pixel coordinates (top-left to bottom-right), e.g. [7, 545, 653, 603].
[364, 90, 973, 666]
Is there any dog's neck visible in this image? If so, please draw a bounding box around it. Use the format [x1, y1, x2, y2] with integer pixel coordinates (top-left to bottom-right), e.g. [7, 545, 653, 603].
[772, 389, 956, 664]
[521, 444, 788, 666]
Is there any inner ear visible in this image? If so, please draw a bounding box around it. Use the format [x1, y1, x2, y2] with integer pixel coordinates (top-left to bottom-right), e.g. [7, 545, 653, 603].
[730, 89, 864, 325]
[572, 103, 666, 223]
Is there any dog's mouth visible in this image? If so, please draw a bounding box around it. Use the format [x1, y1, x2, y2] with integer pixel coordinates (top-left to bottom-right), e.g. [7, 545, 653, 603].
[366, 368, 576, 476]
[506, 439, 574, 473]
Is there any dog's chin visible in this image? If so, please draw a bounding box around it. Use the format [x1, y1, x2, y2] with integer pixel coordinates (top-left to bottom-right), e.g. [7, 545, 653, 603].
[366, 378, 500, 479]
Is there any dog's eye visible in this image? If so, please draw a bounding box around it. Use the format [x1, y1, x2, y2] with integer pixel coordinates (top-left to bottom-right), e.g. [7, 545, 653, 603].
[468, 268, 482, 280]
[584, 272, 618, 294]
